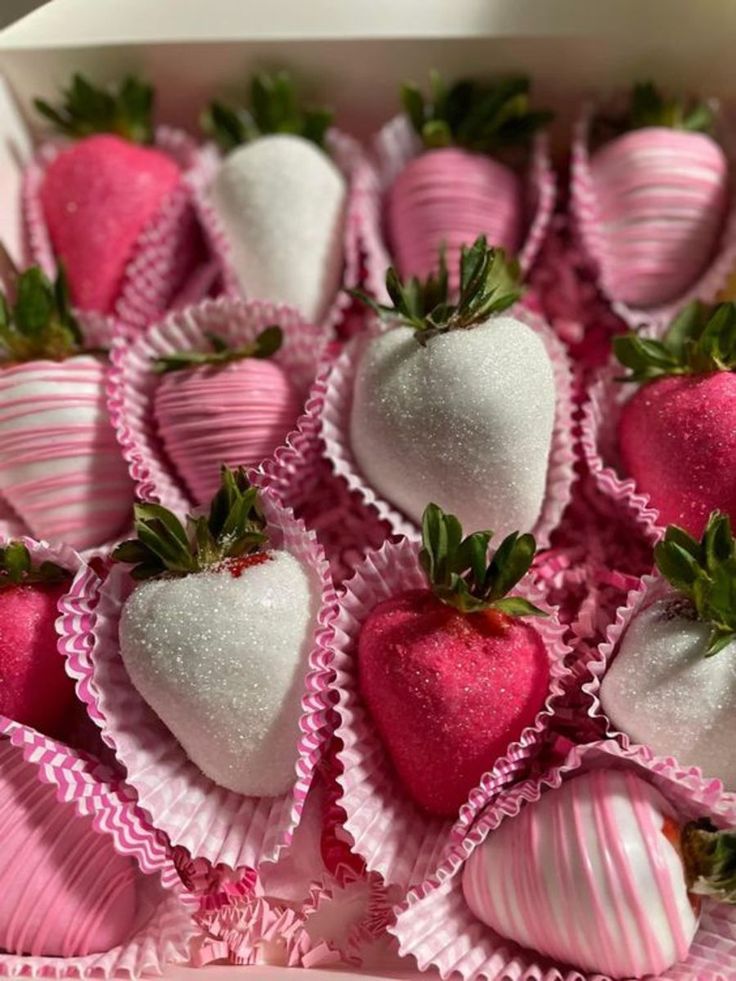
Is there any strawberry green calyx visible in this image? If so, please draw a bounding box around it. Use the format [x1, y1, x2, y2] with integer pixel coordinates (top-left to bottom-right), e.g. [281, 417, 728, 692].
[401, 72, 552, 153]
[614, 301, 736, 383]
[682, 819, 736, 903]
[113, 466, 268, 580]
[626, 81, 714, 135]
[353, 235, 522, 346]
[152, 325, 283, 374]
[419, 502, 546, 617]
[654, 511, 736, 656]
[0, 542, 68, 591]
[34, 74, 155, 144]
[202, 71, 333, 153]
[0, 265, 87, 363]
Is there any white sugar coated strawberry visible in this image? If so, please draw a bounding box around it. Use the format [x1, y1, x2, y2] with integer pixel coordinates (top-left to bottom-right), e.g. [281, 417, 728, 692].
[206, 73, 346, 323]
[349, 240, 555, 537]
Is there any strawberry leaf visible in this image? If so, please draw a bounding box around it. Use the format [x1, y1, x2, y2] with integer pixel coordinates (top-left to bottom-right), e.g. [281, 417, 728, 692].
[0, 541, 68, 590]
[34, 73, 155, 144]
[682, 819, 736, 902]
[153, 325, 283, 374]
[628, 81, 714, 135]
[0, 265, 86, 363]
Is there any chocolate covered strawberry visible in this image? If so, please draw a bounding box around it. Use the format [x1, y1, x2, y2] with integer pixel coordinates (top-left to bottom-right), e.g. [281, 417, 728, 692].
[359, 502, 550, 817]
[0, 266, 134, 549]
[601, 512, 736, 788]
[585, 82, 728, 308]
[350, 237, 556, 538]
[34, 74, 182, 314]
[388, 73, 551, 290]
[152, 325, 301, 504]
[203, 72, 346, 322]
[615, 300, 736, 534]
[114, 467, 319, 797]
[0, 541, 75, 735]
[463, 767, 736, 978]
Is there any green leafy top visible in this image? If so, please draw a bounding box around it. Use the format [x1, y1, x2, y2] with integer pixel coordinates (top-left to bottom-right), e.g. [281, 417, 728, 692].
[418, 502, 546, 617]
[654, 511, 736, 657]
[34, 74, 155, 144]
[113, 466, 269, 580]
[0, 266, 88, 363]
[202, 71, 333, 154]
[624, 81, 714, 135]
[0, 542, 68, 591]
[353, 236, 522, 346]
[682, 819, 736, 904]
[401, 72, 552, 153]
[614, 301, 736, 384]
[153, 325, 283, 374]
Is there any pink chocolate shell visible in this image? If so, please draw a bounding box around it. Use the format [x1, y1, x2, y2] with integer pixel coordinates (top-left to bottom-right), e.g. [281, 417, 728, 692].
[58, 488, 338, 869]
[390, 738, 736, 981]
[331, 535, 572, 890]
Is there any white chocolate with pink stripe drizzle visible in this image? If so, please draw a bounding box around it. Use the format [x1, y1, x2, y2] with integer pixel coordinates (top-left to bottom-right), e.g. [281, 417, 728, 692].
[462, 768, 698, 978]
[0, 356, 134, 550]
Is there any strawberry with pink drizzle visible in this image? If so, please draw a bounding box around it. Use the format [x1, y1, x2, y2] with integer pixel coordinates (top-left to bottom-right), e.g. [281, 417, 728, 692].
[0, 266, 134, 549]
[34, 74, 182, 314]
[463, 767, 736, 978]
[387, 74, 551, 290]
[359, 503, 550, 817]
[114, 467, 319, 797]
[614, 300, 736, 535]
[152, 325, 302, 504]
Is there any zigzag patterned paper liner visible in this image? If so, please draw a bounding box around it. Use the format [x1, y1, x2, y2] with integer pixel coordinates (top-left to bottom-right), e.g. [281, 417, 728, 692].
[360, 115, 556, 303]
[107, 296, 330, 513]
[390, 738, 736, 981]
[571, 103, 736, 334]
[23, 127, 202, 335]
[332, 535, 572, 891]
[187, 130, 364, 338]
[58, 489, 338, 869]
[320, 305, 576, 549]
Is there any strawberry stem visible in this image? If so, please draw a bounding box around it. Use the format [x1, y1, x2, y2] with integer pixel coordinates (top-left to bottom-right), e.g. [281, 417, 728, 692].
[34, 74, 155, 144]
[682, 819, 736, 903]
[0, 542, 68, 591]
[152, 325, 283, 374]
[0, 265, 89, 363]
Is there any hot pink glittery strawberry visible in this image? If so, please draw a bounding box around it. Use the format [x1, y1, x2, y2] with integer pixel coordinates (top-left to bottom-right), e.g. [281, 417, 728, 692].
[615, 301, 736, 536]
[358, 503, 550, 817]
[34, 75, 181, 313]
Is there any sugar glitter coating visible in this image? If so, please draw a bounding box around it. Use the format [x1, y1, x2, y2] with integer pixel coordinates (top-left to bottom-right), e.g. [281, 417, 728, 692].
[119, 549, 319, 797]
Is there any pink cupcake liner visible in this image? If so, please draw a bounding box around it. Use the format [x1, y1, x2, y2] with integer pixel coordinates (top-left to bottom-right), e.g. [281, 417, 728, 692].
[58, 488, 339, 869]
[360, 114, 556, 303]
[187, 129, 364, 337]
[107, 295, 330, 513]
[320, 305, 576, 550]
[0, 725, 198, 978]
[571, 102, 736, 333]
[23, 127, 202, 334]
[332, 534, 573, 890]
[390, 737, 736, 981]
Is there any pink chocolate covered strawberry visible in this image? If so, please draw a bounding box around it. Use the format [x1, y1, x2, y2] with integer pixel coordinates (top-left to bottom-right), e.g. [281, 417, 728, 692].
[359, 503, 550, 817]
[614, 300, 736, 535]
[0, 265, 134, 549]
[34, 75, 182, 313]
[585, 82, 728, 308]
[388, 73, 552, 290]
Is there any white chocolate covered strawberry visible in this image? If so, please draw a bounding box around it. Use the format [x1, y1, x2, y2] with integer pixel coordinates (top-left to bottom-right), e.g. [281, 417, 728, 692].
[204, 72, 346, 322]
[114, 467, 319, 797]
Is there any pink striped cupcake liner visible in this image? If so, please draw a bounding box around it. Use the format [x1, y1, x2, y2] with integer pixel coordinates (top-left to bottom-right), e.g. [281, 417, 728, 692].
[23, 126, 203, 335]
[331, 535, 572, 890]
[187, 129, 364, 337]
[107, 296, 330, 513]
[571, 102, 736, 333]
[360, 114, 556, 302]
[58, 488, 339, 869]
[320, 305, 576, 549]
[390, 737, 736, 981]
[0, 725, 198, 978]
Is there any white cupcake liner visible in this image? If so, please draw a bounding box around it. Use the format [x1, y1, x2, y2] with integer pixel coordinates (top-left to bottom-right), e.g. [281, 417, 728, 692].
[58, 488, 338, 869]
[320, 305, 576, 550]
[332, 534, 573, 890]
[360, 114, 556, 303]
[187, 129, 364, 337]
[391, 737, 736, 981]
[571, 102, 736, 333]
[106, 295, 330, 513]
